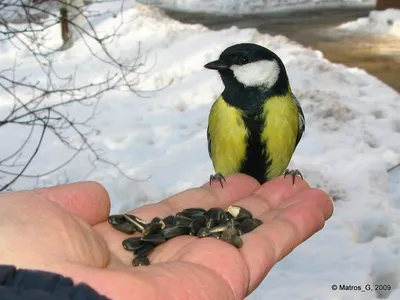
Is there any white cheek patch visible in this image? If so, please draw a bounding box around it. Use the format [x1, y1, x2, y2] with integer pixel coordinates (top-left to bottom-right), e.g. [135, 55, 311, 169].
[230, 59, 280, 88]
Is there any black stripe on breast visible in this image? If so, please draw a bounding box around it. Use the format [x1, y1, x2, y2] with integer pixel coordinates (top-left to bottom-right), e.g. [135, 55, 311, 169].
[240, 112, 271, 185]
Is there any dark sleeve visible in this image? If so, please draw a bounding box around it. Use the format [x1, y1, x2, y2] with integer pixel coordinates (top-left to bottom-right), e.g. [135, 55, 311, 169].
[0, 265, 110, 300]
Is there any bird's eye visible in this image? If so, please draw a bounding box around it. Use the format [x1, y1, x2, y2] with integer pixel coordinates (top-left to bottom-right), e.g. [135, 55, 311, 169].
[238, 56, 249, 65]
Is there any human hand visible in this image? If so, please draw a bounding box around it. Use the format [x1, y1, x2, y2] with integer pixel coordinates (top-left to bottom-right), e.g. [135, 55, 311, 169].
[0, 174, 333, 300]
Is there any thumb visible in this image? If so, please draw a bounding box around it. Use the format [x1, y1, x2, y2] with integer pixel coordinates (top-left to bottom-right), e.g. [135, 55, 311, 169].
[35, 181, 110, 225]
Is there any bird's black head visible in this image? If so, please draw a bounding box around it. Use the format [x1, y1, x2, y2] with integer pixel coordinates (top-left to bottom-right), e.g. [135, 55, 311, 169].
[204, 43, 289, 96]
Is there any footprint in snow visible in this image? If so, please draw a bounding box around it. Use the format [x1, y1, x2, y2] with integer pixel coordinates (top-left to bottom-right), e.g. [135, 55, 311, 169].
[369, 252, 400, 299]
[353, 216, 393, 244]
[388, 163, 400, 209]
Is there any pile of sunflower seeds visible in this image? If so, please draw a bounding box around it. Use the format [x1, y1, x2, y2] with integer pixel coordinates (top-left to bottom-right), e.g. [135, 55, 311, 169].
[108, 205, 263, 267]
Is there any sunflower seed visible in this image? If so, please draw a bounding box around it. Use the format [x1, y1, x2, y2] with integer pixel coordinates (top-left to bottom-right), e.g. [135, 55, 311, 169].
[189, 219, 203, 236]
[122, 237, 144, 251]
[197, 227, 211, 237]
[210, 232, 221, 239]
[190, 214, 207, 227]
[111, 223, 137, 234]
[108, 214, 127, 226]
[181, 208, 206, 215]
[205, 208, 226, 224]
[238, 218, 262, 235]
[134, 242, 155, 257]
[205, 217, 215, 229]
[151, 217, 163, 223]
[143, 218, 165, 236]
[124, 214, 147, 225]
[162, 215, 176, 226]
[253, 218, 263, 227]
[174, 215, 193, 226]
[208, 221, 235, 234]
[221, 228, 243, 248]
[162, 225, 190, 239]
[227, 205, 241, 218]
[132, 255, 150, 266]
[142, 233, 167, 245]
[123, 214, 147, 234]
[227, 205, 253, 222]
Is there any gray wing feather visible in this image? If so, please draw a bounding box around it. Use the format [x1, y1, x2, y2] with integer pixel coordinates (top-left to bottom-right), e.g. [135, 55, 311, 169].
[292, 93, 305, 147]
[207, 125, 212, 158]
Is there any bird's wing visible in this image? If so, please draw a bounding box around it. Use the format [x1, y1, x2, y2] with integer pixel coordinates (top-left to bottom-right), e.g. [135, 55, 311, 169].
[292, 93, 305, 147]
[207, 124, 212, 159]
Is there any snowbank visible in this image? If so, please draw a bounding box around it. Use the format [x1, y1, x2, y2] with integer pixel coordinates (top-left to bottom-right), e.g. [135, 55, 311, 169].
[137, 0, 375, 15]
[1, 2, 400, 299]
[336, 8, 400, 37]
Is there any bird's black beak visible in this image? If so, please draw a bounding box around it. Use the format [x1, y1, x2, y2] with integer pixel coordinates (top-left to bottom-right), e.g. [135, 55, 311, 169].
[204, 60, 229, 71]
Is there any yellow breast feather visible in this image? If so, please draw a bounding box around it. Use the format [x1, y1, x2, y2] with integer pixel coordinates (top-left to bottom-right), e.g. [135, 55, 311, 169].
[261, 93, 299, 180]
[208, 96, 248, 176]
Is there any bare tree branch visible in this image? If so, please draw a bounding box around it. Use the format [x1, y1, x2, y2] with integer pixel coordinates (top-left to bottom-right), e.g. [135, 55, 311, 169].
[0, 0, 153, 190]
[1, 108, 50, 191]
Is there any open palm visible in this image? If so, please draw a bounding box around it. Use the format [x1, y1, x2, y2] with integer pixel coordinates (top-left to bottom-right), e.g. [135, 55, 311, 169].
[0, 174, 333, 300]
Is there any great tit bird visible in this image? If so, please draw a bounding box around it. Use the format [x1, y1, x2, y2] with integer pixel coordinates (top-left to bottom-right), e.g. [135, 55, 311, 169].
[204, 43, 305, 186]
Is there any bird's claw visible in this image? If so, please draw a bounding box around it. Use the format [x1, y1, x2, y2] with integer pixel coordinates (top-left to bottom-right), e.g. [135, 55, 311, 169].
[283, 169, 303, 185]
[209, 173, 226, 188]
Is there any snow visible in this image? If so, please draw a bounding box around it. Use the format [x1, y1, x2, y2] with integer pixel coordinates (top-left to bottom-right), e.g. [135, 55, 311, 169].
[2, 1, 400, 299]
[0, 0, 58, 23]
[137, 0, 375, 15]
[335, 8, 400, 37]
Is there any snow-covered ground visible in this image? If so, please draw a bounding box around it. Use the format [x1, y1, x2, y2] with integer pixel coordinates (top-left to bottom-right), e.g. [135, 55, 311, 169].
[2, 1, 400, 299]
[0, 0, 59, 23]
[137, 0, 375, 15]
[335, 8, 400, 37]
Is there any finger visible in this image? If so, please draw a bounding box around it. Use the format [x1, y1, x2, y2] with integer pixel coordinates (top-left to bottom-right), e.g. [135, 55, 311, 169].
[240, 188, 333, 294]
[35, 181, 111, 225]
[132, 173, 260, 221]
[222, 175, 311, 224]
[253, 175, 311, 208]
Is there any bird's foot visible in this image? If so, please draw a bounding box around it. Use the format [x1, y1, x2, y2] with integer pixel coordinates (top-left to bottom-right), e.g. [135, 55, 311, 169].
[283, 169, 304, 185]
[209, 173, 226, 188]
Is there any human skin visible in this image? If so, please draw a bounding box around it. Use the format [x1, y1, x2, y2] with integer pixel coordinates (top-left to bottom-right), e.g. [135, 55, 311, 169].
[0, 174, 333, 300]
